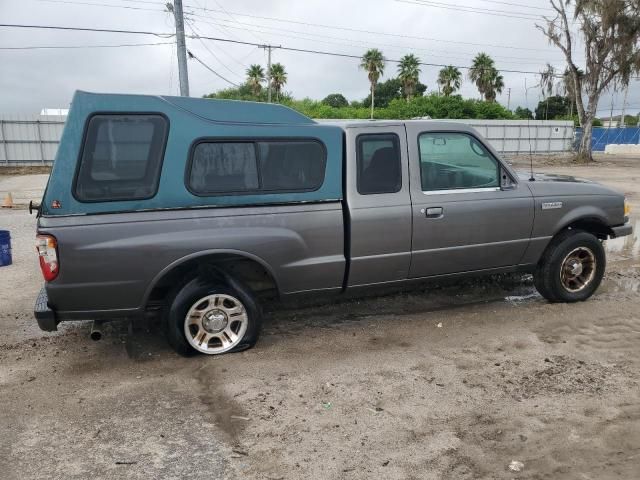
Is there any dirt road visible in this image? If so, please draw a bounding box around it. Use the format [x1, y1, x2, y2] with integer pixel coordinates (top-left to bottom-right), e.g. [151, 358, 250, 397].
[1, 154, 638, 479]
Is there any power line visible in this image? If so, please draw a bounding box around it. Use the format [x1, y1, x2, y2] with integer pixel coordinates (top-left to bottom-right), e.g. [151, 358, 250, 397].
[0, 23, 564, 76]
[397, 0, 543, 20]
[189, 15, 570, 66]
[466, 0, 555, 11]
[20, 0, 559, 53]
[0, 41, 174, 50]
[31, 0, 169, 13]
[179, 3, 555, 52]
[185, 19, 243, 78]
[0, 23, 175, 38]
[187, 49, 239, 86]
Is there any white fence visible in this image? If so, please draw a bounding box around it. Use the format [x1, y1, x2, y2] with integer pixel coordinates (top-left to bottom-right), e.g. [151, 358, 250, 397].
[0, 116, 575, 166]
[444, 119, 575, 154]
[0, 115, 66, 166]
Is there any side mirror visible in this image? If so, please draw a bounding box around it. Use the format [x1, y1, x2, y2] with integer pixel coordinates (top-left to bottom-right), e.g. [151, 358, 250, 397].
[500, 169, 516, 190]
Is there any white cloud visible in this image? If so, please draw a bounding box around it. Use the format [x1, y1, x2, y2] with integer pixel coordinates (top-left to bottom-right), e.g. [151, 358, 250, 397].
[1, 0, 638, 116]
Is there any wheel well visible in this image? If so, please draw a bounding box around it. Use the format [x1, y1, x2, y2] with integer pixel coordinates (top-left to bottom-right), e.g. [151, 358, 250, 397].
[563, 218, 613, 240]
[146, 253, 278, 307]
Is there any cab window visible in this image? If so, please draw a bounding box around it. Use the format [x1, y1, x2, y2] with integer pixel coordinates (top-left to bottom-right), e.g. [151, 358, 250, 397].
[418, 132, 499, 191]
[356, 133, 401, 195]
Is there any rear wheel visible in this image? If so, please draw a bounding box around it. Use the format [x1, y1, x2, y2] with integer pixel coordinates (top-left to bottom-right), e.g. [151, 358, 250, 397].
[533, 230, 605, 303]
[164, 276, 261, 356]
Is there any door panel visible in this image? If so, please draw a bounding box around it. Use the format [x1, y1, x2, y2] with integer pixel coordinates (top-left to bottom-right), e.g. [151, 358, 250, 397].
[406, 125, 534, 278]
[345, 126, 412, 286]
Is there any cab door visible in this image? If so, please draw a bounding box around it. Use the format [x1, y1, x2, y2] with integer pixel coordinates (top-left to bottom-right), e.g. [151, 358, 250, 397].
[345, 125, 412, 286]
[406, 124, 534, 278]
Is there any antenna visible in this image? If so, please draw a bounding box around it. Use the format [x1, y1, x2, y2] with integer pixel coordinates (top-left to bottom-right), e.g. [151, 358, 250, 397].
[524, 77, 535, 181]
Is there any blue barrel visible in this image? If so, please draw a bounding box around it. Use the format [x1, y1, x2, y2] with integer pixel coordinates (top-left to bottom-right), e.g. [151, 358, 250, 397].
[0, 230, 12, 267]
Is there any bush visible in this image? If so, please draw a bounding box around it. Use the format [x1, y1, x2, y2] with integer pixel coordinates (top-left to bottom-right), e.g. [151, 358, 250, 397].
[205, 89, 514, 120]
[321, 93, 349, 108]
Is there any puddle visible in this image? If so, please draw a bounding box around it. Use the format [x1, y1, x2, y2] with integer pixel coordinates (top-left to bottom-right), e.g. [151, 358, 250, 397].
[605, 218, 639, 260]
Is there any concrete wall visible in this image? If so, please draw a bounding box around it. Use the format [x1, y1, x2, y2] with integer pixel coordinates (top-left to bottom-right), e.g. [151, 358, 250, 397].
[604, 144, 640, 155]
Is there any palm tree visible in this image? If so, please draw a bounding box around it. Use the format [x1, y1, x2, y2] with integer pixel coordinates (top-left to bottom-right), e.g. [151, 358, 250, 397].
[469, 53, 495, 100]
[268, 63, 287, 102]
[437, 66, 462, 96]
[539, 63, 556, 119]
[397, 54, 421, 101]
[246, 64, 265, 97]
[485, 69, 504, 102]
[561, 66, 584, 118]
[360, 49, 385, 119]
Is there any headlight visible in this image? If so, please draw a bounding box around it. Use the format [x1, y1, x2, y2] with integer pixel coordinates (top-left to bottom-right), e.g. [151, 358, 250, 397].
[624, 198, 631, 217]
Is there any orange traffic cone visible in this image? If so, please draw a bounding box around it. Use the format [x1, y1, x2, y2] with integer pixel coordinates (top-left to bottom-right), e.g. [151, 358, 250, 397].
[1, 192, 13, 208]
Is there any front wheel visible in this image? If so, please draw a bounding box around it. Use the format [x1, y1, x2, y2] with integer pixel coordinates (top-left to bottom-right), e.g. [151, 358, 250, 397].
[164, 276, 262, 356]
[534, 230, 606, 303]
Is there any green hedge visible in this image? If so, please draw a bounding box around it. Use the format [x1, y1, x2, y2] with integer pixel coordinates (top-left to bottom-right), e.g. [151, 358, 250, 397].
[206, 89, 514, 120]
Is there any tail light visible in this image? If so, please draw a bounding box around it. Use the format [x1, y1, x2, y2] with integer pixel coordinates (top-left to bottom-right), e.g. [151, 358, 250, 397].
[36, 234, 59, 281]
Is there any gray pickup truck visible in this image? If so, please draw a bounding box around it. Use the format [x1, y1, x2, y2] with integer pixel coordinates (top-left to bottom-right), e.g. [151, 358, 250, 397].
[34, 91, 632, 355]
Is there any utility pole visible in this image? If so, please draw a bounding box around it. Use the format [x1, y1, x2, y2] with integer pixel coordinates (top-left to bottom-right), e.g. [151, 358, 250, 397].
[171, 0, 189, 97]
[507, 87, 511, 111]
[620, 85, 629, 127]
[266, 45, 272, 103]
[262, 44, 280, 103]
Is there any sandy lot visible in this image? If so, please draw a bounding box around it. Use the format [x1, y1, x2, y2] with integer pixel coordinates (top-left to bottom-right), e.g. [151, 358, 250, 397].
[0, 154, 639, 480]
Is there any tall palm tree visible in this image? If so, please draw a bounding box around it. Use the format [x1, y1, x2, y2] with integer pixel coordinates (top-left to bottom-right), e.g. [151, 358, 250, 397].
[539, 63, 556, 119]
[360, 49, 385, 119]
[397, 54, 421, 101]
[468, 53, 495, 100]
[268, 63, 287, 102]
[246, 64, 265, 97]
[437, 66, 462, 96]
[561, 66, 584, 118]
[485, 69, 504, 102]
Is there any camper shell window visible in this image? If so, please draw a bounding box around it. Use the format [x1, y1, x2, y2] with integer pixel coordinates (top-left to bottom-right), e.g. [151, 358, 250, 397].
[74, 114, 168, 202]
[187, 139, 326, 196]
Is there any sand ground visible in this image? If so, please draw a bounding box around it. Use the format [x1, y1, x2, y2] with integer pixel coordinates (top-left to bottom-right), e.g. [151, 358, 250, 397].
[0, 154, 638, 479]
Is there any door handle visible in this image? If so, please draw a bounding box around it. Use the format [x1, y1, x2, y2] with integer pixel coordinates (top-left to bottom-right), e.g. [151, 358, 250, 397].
[423, 207, 443, 218]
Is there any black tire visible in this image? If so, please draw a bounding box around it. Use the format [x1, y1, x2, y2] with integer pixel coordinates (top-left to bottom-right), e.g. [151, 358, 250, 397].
[163, 275, 262, 356]
[533, 229, 606, 303]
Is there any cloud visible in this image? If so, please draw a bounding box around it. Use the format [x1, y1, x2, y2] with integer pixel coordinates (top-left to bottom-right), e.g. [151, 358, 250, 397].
[1, 0, 638, 115]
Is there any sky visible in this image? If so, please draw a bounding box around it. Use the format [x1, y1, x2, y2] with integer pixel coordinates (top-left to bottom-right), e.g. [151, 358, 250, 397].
[1, 0, 639, 117]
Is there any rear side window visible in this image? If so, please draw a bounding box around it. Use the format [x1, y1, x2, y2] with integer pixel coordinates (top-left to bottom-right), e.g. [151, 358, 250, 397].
[356, 133, 401, 195]
[75, 114, 168, 201]
[187, 139, 326, 195]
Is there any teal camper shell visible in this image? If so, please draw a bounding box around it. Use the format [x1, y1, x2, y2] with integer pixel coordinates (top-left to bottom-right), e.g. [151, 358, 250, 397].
[42, 91, 344, 216]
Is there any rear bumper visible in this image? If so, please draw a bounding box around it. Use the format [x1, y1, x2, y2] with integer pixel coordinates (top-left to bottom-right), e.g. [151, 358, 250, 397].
[34, 286, 58, 332]
[611, 222, 633, 238]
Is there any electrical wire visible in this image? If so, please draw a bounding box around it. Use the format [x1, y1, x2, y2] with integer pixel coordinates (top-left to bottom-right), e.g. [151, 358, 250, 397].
[179, 4, 556, 52]
[187, 49, 239, 86]
[0, 23, 565, 76]
[189, 15, 570, 66]
[22, 0, 560, 53]
[397, 0, 542, 20]
[184, 19, 243, 78]
[0, 41, 174, 50]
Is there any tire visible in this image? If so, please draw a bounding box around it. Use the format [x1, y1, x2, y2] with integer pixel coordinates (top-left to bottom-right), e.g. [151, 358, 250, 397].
[163, 275, 262, 356]
[533, 229, 605, 303]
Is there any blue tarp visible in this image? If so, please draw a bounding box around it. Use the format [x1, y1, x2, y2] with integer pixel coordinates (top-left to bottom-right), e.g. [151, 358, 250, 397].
[575, 127, 640, 151]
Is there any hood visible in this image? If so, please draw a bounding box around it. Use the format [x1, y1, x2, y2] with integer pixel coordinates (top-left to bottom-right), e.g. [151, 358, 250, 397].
[517, 170, 623, 198]
[516, 172, 593, 184]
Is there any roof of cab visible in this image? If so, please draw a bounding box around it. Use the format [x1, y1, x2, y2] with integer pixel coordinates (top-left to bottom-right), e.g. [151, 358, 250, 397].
[72, 90, 317, 126]
[315, 119, 480, 131]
